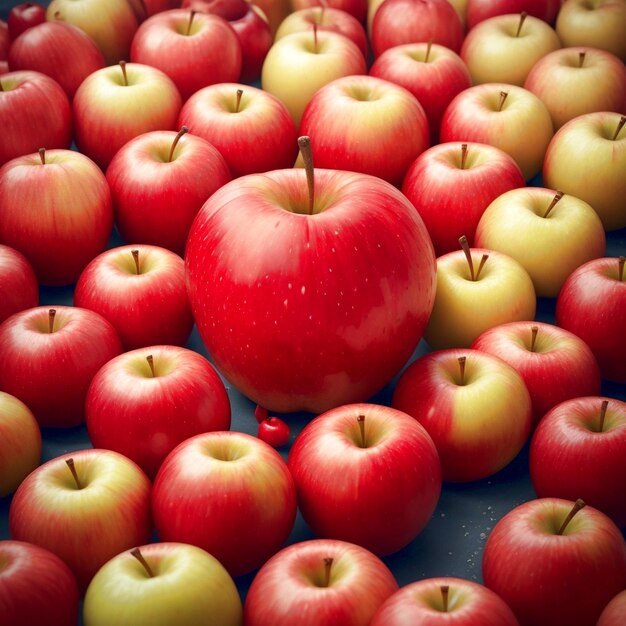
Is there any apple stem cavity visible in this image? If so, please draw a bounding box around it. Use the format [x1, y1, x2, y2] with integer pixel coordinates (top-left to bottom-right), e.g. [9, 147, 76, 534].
[298, 135, 315, 215]
[458, 235, 475, 280]
[460, 143, 468, 169]
[497, 91, 508, 112]
[235, 88, 243, 113]
[619, 256, 625, 282]
[187, 10, 196, 36]
[613, 115, 626, 141]
[323, 557, 333, 587]
[48, 308, 56, 333]
[357, 413, 366, 448]
[168, 126, 188, 163]
[578, 51, 586, 67]
[65, 458, 83, 490]
[543, 190, 564, 218]
[131, 249, 140, 274]
[441, 585, 450, 612]
[557, 499, 586, 535]
[458, 356, 467, 385]
[515, 11, 527, 37]
[130, 547, 154, 578]
[598, 400, 609, 432]
[146, 355, 155, 377]
[119, 60, 128, 87]
[530, 325, 538, 352]
[53, 10, 62, 20]
[38, 148, 46, 165]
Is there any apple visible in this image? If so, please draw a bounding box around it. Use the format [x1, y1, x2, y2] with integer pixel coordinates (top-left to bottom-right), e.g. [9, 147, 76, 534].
[598, 589, 626, 626]
[243, 539, 399, 626]
[423, 238, 536, 350]
[467, 0, 562, 28]
[8, 20, 105, 100]
[0, 148, 113, 286]
[0, 306, 122, 428]
[472, 321, 601, 425]
[482, 498, 626, 626]
[257, 416, 291, 448]
[524, 47, 626, 130]
[393, 349, 533, 482]
[369, 42, 472, 144]
[185, 139, 436, 413]
[369, 577, 520, 625]
[0, 392, 41, 498]
[288, 403, 442, 554]
[83, 543, 243, 626]
[530, 397, 626, 527]
[556, 0, 626, 62]
[86, 345, 231, 479]
[0, 540, 79, 626]
[127, 0, 181, 21]
[7, 3, 46, 40]
[74, 244, 194, 350]
[0, 20, 9, 59]
[261, 29, 366, 126]
[440, 83, 554, 181]
[152, 430, 297, 577]
[371, 0, 464, 57]
[131, 9, 242, 101]
[106, 128, 231, 256]
[556, 256, 626, 382]
[299, 74, 430, 186]
[543, 111, 626, 230]
[474, 187, 606, 297]
[290, 0, 368, 23]
[275, 7, 368, 60]
[460, 12, 561, 86]
[0, 245, 38, 324]
[73, 61, 182, 171]
[401, 141, 525, 255]
[178, 82, 297, 177]
[0, 70, 71, 166]
[46, 0, 139, 65]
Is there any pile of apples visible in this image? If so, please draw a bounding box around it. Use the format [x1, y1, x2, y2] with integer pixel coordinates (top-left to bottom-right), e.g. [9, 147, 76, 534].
[1, 0, 625, 624]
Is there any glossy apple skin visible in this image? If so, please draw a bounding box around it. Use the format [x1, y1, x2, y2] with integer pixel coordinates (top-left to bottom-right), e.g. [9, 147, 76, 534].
[83, 543, 243, 626]
[185, 169, 436, 413]
[299, 75, 429, 187]
[131, 10, 242, 101]
[598, 589, 626, 626]
[288, 403, 441, 555]
[371, 0, 464, 57]
[0, 149, 112, 285]
[291, 0, 368, 22]
[0, 70, 71, 166]
[393, 349, 533, 482]
[243, 539, 399, 626]
[258, 416, 290, 448]
[402, 142, 525, 255]
[556, 257, 626, 382]
[8, 21, 105, 100]
[74, 244, 194, 350]
[7, 3, 46, 40]
[0, 245, 37, 324]
[86, 345, 231, 479]
[482, 498, 626, 626]
[0, 540, 79, 626]
[472, 322, 601, 426]
[106, 130, 231, 256]
[0, 20, 9, 59]
[179, 82, 297, 178]
[153, 431, 297, 577]
[467, 0, 560, 27]
[0, 392, 41, 497]
[370, 43, 471, 144]
[0, 306, 122, 428]
[9, 448, 153, 593]
[530, 397, 626, 527]
[369, 577, 520, 625]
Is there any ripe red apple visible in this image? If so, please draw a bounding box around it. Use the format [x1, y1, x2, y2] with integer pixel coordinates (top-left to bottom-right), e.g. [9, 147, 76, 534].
[7, 3, 46, 40]
[106, 128, 231, 256]
[598, 590, 626, 626]
[74, 244, 194, 350]
[0, 306, 122, 428]
[482, 498, 626, 626]
[257, 416, 291, 448]
[0, 244, 38, 324]
[0, 540, 79, 626]
[288, 403, 441, 555]
[243, 539, 399, 626]
[0, 148, 113, 285]
[530, 397, 626, 527]
[152, 431, 297, 577]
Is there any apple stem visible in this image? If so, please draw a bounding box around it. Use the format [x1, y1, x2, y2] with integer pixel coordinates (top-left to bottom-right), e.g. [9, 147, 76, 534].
[130, 547, 154, 578]
[557, 499, 586, 535]
[168, 126, 188, 163]
[425, 40, 432, 63]
[357, 413, 366, 448]
[497, 91, 508, 112]
[65, 458, 83, 490]
[39, 148, 46, 165]
[598, 400, 609, 432]
[458, 235, 475, 281]
[187, 10, 196, 36]
[460, 143, 468, 169]
[441, 585, 450, 612]
[48, 308, 56, 333]
[313, 23, 318, 53]
[578, 51, 585, 67]
[530, 324, 538, 352]
[298, 136, 315, 215]
[619, 256, 625, 282]
[515, 12, 527, 37]
[146, 355, 155, 377]
[458, 356, 466, 385]
[119, 60, 128, 86]
[475, 254, 489, 280]
[612, 115, 626, 141]
[131, 249, 140, 274]
[323, 557, 333, 587]
[235, 88, 243, 113]
[543, 190, 564, 218]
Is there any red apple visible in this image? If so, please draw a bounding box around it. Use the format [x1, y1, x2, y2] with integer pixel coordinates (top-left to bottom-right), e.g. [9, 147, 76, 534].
[127, 0, 181, 21]
[74, 244, 194, 350]
[0, 20, 9, 59]
[466, 0, 561, 28]
[0, 244, 38, 324]
[7, 3, 46, 40]
[257, 416, 290, 448]
[0, 306, 122, 428]
[598, 590, 626, 626]
[290, 0, 368, 23]
[152, 431, 297, 577]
